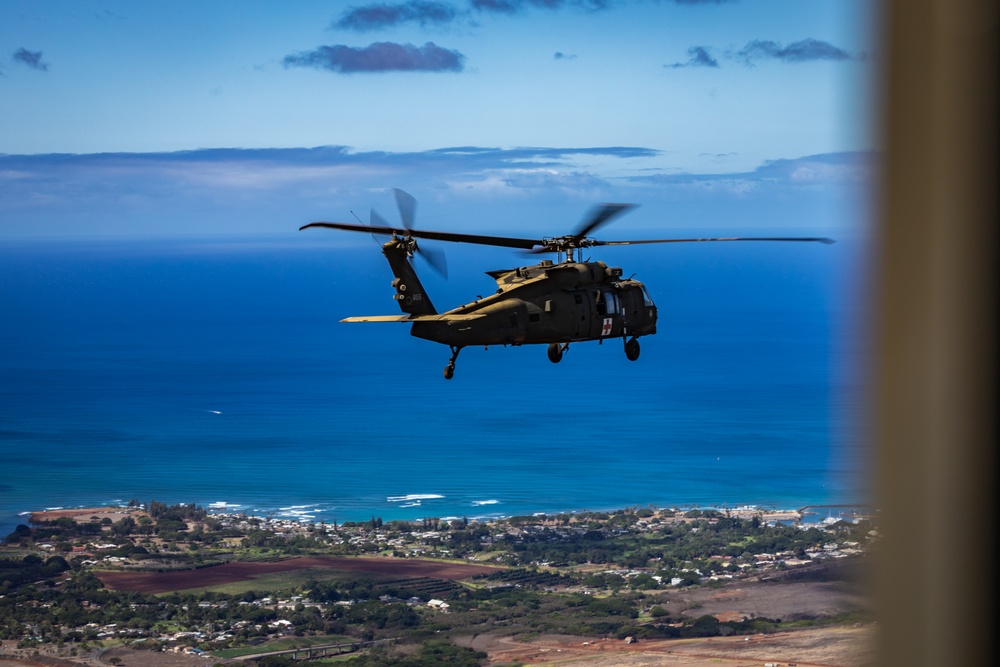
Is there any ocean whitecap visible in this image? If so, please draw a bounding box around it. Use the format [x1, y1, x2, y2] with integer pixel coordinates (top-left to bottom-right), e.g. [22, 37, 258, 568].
[208, 501, 243, 509]
[386, 494, 444, 503]
[280, 509, 315, 516]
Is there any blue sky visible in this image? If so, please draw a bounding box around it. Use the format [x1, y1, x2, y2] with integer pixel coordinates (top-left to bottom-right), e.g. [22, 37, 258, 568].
[1, 0, 878, 240]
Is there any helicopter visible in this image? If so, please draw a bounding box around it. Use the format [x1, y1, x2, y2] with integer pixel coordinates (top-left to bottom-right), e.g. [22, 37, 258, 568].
[300, 189, 834, 379]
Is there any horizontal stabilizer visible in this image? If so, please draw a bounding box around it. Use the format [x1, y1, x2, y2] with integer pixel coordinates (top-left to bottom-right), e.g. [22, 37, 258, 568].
[341, 313, 485, 323]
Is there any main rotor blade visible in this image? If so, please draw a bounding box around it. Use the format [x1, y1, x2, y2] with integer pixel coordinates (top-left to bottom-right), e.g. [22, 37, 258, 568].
[299, 220, 835, 250]
[300, 221, 543, 250]
[593, 236, 836, 246]
[573, 203, 637, 240]
[393, 188, 417, 230]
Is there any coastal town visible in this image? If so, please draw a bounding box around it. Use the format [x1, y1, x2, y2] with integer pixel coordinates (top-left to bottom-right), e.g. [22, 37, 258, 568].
[1, 502, 876, 666]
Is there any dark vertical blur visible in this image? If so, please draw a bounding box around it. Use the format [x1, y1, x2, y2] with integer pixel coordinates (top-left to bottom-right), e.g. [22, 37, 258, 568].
[875, 1, 997, 665]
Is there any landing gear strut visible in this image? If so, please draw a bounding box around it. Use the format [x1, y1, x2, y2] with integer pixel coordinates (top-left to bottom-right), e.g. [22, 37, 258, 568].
[444, 345, 463, 379]
[547, 342, 569, 364]
[624, 337, 640, 361]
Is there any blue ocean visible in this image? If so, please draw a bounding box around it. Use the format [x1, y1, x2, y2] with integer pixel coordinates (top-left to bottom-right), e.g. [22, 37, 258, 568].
[0, 235, 869, 537]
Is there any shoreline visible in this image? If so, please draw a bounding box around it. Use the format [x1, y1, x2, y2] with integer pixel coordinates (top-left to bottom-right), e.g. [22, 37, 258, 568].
[22, 502, 873, 529]
[3, 499, 873, 542]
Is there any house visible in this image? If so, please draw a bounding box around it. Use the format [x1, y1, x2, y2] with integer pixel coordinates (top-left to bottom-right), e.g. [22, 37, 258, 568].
[427, 599, 450, 612]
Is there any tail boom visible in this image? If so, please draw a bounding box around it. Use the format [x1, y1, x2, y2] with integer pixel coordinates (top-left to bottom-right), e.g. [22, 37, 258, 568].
[382, 238, 436, 316]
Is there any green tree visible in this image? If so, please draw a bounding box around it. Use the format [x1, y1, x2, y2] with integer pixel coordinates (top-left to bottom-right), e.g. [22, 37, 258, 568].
[4, 524, 31, 543]
[111, 516, 136, 536]
[649, 605, 670, 618]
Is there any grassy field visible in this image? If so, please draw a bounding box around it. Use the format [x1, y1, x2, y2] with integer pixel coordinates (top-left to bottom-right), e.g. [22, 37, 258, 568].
[155, 565, 471, 600]
[173, 567, 359, 596]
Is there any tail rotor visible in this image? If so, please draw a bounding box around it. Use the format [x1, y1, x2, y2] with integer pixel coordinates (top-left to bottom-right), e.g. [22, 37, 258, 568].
[370, 189, 448, 278]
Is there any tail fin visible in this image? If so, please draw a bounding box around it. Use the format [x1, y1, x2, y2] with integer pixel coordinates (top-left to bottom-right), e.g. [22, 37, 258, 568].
[382, 239, 437, 316]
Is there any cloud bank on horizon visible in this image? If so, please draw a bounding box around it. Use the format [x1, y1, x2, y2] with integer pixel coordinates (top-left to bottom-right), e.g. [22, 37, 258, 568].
[0, 146, 875, 240]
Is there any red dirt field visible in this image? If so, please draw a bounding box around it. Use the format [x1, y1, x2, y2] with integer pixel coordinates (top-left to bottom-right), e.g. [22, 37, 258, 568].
[96, 556, 499, 593]
[461, 626, 874, 667]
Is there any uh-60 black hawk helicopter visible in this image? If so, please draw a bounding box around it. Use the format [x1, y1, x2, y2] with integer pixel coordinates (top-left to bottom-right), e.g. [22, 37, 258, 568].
[301, 189, 833, 379]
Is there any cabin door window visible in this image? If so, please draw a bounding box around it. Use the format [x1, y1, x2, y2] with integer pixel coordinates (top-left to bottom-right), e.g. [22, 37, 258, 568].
[602, 290, 620, 316]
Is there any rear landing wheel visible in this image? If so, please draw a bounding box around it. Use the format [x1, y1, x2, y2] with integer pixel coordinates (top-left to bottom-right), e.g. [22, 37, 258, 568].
[444, 345, 462, 380]
[547, 342, 564, 364]
[625, 338, 640, 361]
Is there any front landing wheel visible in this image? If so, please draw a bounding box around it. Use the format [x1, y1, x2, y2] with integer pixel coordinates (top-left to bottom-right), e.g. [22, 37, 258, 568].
[624, 338, 640, 361]
[444, 364, 455, 380]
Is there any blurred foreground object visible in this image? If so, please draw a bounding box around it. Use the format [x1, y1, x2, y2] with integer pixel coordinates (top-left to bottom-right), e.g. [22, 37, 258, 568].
[875, 1, 997, 665]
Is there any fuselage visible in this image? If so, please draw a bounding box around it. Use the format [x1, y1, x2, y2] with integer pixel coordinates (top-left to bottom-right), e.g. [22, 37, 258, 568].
[410, 258, 657, 348]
